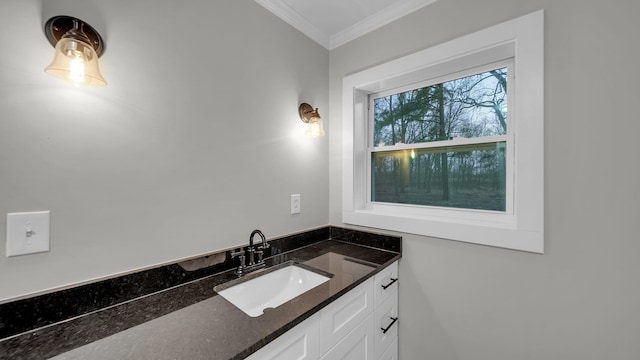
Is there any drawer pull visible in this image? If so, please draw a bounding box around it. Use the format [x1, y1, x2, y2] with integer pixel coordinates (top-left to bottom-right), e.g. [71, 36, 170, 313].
[381, 278, 398, 290]
[381, 317, 398, 334]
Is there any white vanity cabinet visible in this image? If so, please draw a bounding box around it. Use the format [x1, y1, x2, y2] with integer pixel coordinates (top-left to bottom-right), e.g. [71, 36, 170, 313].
[374, 261, 398, 306]
[379, 338, 398, 360]
[244, 313, 320, 360]
[373, 261, 399, 359]
[320, 313, 375, 360]
[319, 277, 375, 354]
[246, 260, 399, 360]
[321, 261, 399, 360]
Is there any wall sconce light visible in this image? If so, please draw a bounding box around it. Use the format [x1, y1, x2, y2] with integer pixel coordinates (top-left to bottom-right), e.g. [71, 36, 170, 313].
[298, 103, 325, 138]
[44, 16, 106, 86]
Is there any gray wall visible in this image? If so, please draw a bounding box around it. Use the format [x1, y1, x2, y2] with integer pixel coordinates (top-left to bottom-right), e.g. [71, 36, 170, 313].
[3, 0, 640, 358]
[329, 0, 640, 359]
[0, 0, 329, 301]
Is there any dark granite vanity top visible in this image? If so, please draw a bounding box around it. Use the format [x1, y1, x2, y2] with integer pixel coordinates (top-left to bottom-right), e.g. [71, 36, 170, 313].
[0, 226, 401, 360]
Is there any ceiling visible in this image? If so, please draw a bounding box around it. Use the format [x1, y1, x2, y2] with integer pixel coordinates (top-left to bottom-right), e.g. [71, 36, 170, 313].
[255, 0, 438, 50]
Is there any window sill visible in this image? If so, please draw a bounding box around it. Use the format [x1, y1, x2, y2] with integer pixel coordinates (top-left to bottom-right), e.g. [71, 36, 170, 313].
[344, 208, 542, 253]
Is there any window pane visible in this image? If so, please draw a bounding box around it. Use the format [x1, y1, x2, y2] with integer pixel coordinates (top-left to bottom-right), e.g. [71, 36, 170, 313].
[371, 142, 506, 211]
[373, 67, 507, 147]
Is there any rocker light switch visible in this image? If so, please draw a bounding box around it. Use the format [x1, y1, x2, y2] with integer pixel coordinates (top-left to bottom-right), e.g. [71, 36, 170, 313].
[6, 211, 50, 257]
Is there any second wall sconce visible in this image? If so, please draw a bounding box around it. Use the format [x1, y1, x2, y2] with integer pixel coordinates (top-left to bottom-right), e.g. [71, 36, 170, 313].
[44, 15, 107, 86]
[298, 103, 325, 138]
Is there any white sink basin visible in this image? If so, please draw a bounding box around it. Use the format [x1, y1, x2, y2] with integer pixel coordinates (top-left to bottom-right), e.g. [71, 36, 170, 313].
[216, 264, 330, 317]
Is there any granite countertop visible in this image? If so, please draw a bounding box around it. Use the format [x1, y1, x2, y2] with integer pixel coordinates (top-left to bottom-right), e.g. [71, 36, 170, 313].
[0, 227, 401, 360]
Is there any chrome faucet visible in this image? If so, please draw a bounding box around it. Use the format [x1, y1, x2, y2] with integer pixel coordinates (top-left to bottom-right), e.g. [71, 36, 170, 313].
[249, 229, 269, 265]
[231, 229, 270, 276]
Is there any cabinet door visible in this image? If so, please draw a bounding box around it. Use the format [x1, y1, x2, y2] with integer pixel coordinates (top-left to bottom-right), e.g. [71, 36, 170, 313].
[245, 313, 320, 360]
[319, 277, 374, 354]
[374, 261, 398, 307]
[374, 289, 398, 359]
[320, 313, 375, 360]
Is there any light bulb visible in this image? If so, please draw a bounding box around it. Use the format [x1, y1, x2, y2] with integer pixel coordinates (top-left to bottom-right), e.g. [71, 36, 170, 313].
[68, 57, 86, 84]
[305, 119, 325, 138]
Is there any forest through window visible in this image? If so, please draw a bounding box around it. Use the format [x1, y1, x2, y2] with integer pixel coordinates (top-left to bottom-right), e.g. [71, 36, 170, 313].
[370, 65, 509, 211]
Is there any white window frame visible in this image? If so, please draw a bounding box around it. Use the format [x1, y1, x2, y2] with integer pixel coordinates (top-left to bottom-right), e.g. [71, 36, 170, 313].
[342, 10, 544, 253]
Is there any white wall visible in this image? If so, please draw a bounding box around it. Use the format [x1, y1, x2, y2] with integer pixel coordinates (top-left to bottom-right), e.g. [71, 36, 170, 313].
[329, 0, 640, 359]
[0, 0, 329, 301]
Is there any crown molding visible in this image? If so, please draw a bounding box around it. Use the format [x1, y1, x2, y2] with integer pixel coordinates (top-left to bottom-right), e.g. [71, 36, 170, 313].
[330, 0, 438, 49]
[255, 0, 330, 49]
[256, 0, 438, 50]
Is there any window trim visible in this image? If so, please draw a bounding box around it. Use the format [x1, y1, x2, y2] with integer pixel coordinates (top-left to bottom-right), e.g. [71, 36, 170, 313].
[342, 10, 544, 253]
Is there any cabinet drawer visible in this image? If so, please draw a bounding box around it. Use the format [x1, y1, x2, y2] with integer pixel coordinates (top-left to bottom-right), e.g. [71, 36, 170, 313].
[320, 277, 374, 354]
[374, 261, 398, 307]
[374, 289, 398, 359]
[246, 313, 320, 360]
[379, 337, 398, 360]
[320, 313, 374, 360]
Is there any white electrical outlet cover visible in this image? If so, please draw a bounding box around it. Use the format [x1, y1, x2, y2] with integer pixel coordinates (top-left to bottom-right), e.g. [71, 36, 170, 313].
[291, 194, 301, 214]
[6, 211, 51, 257]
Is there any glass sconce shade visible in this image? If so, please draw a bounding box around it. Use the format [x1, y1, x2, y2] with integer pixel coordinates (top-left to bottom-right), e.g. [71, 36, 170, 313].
[299, 103, 325, 138]
[46, 37, 106, 86]
[305, 117, 325, 137]
[44, 16, 106, 86]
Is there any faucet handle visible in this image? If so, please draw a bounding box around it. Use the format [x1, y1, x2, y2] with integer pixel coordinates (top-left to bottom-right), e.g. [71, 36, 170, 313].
[230, 249, 246, 272]
[231, 249, 245, 267]
[257, 242, 269, 262]
[230, 248, 244, 258]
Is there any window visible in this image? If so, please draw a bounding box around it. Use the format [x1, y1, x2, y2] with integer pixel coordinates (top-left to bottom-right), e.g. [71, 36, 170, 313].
[370, 62, 512, 212]
[342, 11, 544, 252]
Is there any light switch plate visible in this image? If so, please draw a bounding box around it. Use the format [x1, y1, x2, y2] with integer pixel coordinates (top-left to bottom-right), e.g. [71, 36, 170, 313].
[6, 211, 51, 257]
